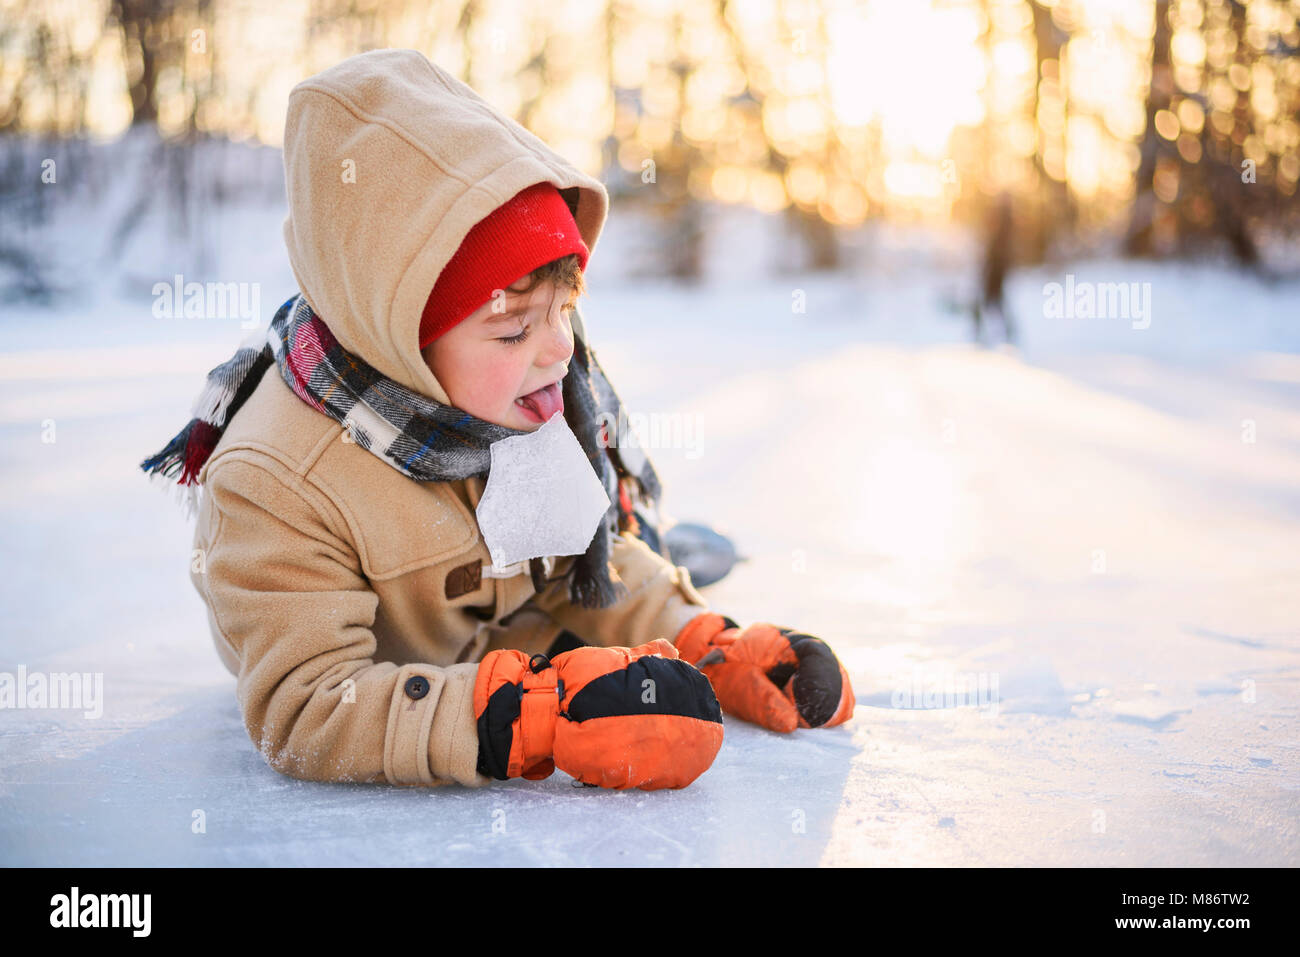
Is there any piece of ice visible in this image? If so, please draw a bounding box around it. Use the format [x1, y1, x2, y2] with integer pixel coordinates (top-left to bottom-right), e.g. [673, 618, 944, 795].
[475, 410, 611, 571]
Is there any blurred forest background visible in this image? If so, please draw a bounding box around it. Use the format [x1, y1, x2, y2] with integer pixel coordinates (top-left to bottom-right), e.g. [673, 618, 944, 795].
[2, 0, 1300, 300]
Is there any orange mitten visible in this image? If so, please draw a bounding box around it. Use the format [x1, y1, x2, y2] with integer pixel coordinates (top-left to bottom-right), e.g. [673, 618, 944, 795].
[474, 639, 724, 790]
[675, 613, 854, 733]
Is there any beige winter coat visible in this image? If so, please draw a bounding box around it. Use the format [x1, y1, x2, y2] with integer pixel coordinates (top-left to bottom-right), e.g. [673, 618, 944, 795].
[188, 49, 710, 790]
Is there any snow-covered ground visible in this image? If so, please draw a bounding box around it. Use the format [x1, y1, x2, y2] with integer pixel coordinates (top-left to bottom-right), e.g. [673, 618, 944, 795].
[1, 182, 1298, 866]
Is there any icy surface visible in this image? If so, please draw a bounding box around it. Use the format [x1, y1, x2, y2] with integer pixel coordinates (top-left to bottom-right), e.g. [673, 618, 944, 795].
[1, 196, 1298, 865]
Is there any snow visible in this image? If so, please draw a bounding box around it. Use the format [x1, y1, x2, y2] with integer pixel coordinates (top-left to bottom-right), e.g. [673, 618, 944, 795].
[2, 174, 1298, 866]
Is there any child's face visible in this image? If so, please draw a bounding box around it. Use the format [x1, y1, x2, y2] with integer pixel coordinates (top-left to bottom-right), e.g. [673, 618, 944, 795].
[420, 274, 575, 431]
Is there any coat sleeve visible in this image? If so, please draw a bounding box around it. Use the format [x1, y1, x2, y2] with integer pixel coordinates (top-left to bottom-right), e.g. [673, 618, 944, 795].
[195, 454, 491, 789]
[528, 531, 712, 650]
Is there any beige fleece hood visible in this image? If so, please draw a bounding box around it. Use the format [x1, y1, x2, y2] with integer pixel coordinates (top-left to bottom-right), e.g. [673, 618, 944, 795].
[280, 48, 608, 403]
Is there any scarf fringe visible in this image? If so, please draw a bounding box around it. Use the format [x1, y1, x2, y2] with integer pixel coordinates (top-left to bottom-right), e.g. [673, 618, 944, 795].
[139, 418, 220, 486]
[567, 548, 629, 610]
[191, 372, 238, 424]
[139, 419, 196, 481]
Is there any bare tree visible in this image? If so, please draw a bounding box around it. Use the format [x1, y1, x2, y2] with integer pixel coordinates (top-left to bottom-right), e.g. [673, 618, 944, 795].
[1028, 0, 1072, 263]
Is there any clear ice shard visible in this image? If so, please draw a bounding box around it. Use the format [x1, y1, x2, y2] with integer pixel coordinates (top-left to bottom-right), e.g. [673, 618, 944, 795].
[475, 410, 611, 572]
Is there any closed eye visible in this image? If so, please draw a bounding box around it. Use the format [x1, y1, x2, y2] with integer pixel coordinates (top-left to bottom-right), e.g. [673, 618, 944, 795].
[498, 323, 532, 346]
[497, 303, 573, 346]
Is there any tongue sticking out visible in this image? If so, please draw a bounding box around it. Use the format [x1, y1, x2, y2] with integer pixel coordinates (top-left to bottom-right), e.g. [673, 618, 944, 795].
[519, 381, 564, 422]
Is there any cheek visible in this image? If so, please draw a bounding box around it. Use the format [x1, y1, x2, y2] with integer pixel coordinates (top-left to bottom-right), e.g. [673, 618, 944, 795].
[445, 346, 524, 412]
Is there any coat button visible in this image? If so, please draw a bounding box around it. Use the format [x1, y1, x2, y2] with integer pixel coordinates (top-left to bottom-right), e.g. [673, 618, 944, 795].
[404, 676, 429, 700]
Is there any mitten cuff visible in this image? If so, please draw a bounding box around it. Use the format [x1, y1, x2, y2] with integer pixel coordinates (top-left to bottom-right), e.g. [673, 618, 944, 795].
[473, 649, 560, 780]
[672, 612, 735, 664]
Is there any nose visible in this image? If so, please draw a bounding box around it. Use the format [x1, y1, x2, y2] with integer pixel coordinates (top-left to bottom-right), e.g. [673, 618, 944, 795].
[536, 298, 575, 369]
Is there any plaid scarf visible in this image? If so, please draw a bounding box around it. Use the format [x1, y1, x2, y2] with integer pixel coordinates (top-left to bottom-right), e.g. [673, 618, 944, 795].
[140, 293, 662, 610]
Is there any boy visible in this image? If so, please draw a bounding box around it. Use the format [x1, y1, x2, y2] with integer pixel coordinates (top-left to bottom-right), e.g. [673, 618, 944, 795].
[141, 49, 853, 791]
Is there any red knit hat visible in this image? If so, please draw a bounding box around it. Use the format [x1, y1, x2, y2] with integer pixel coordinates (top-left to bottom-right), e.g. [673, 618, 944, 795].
[419, 182, 590, 349]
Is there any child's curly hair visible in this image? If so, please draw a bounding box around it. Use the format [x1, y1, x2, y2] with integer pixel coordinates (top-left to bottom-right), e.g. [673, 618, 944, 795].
[513, 253, 586, 320]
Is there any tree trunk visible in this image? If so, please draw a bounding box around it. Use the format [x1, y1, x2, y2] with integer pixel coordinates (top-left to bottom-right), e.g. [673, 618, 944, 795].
[1124, 0, 1173, 255]
[111, 0, 165, 128]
